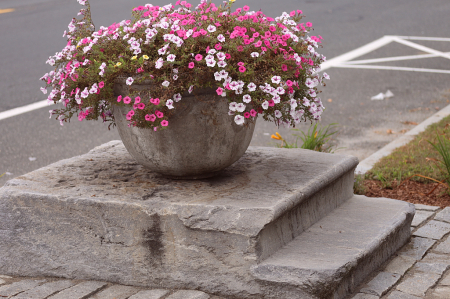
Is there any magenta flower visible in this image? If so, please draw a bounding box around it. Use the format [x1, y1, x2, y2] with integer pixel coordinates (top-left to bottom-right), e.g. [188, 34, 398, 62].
[306, 22, 313, 27]
[269, 25, 276, 32]
[215, 43, 222, 50]
[282, 64, 288, 71]
[244, 112, 250, 118]
[239, 66, 246, 72]
[268, 99, 275, 107]
[135, 96, 141, 104]
[254, 41, 262, 47]
[286, 80, 293, 86]
[253, 32, 260, 38]
[98, 81, 104, 88]
[188, 62, 195, 68]
[137, 103, 145, 110]
[237, 46, 243, 52]
[126, 110, 135, 120]
[290, 10, 295, 17]
[145, 114, 156, 122]
[195, 54, 203, 61]
[117, 95, 123, 102]
[150, 98, 160, 105]
[216, 87, 223, 95]
[250, 109, 257, 117]
[297, 9, 302, 14]
[238, 62, 245, 67]
[225, 53, 231, 59]
[123, 96, 131, 104]
[261, 46, 267, 51]
[161, 120, 169, 127]
[243, 5, 250, 11]
[156, 110, 164, 118]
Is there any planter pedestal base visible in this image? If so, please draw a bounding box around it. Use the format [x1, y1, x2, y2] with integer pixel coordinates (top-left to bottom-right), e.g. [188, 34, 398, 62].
[0, 141, 414, 299]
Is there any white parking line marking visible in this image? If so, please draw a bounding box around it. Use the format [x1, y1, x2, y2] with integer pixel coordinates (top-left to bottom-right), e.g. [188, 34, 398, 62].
[0, 100, 49, 121]
[343, 52, 450, 65]
[395, 36, 450, 42]
[333, 64, 450, 74]
[391, 37, 450, 60]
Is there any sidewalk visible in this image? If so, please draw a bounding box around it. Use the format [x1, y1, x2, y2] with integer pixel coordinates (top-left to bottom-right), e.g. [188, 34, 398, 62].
[0, 203, 448, 299]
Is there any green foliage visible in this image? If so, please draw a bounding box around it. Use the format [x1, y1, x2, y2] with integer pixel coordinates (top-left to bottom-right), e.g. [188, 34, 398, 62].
[272, 123, 339, 152]
[428, 129, 450, 186]
[353, 174, 366, 195]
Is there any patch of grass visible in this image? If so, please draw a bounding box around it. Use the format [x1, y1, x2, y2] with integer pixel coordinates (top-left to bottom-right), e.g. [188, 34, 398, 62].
[367, 115, 450, 185]
[354, 174, 366, 195]
[271, 123, 339, 152]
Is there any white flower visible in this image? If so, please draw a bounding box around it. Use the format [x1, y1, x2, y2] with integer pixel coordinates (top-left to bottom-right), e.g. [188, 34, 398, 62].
[216, 52, 226, 61]
[173, 75, 178, 80]
[205, 54, 214, 60]
[77, 0, 86, 5]
[155, 58, 164, 69]
[229, 81, 239, 90]
[206, 60, 216, 67]
[236, 103, 246, 112]
[214, 72, 222, 81]
[80, 87, 89, 98]
[219, 70, 228, 79]
[188, 85, 194, 93]
[242, 94, 251, 103]
[272, 95, 281, 103]
[305, 78, 317, 88]
[245, 83, 255, 93]
[99, 62, 106, 70]
[126, 77, 134, 85]
[217, 60, 227, 68]
[276, 87, 285, 95]
[217, 34, 225, 43]
[207, 25, 217, 32]
[234, 115, 245, 125]
[302, 97, 310, 107]
[271, 76, 281, 84]
[89, 84, 98, 94]
[167, 54, 176, 62]
[289, 99, 298, 110]
[46, 57, 55, 66]
[274, 110, 282, 118]
[308, 89, 316, 97]
[208, 49, 217, 55]
[166, 99, 174, 109]
[229, 102, 237, 111]
[173, 68, 178, 74]
[250, 52, 259, 58]
[323, 72, 330, 80]
[174, 93, 182, 102]
[40, 87, 47, 94]
[133, 48, 142, 55]
[82, 59, 90, 66]
[308, 45, 315, 53]
[99, 69, 105, 76]
[235, 87, 243, 95]
[262, 101, 269, 110]
[162, 80, 170, 87]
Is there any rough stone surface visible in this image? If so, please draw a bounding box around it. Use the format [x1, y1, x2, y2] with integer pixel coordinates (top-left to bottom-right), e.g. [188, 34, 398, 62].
[351, 293, 379, 299]
[386, 290, 422, 299]
[47, 281, 108, 299]
[398, 237, 436, 260]
[12, 280, 75, 299]
[395, 262, 447, 297]
[0, 275, 12, 279]
[438, 271, 450, 285]
[421, 253, 450, 265]
[89, 285, 141, 299]
[411, 210, 434, 227]
[414, 204, 440, 211]
[0, 279, 46, 297]
[435, 207, 450, 223]
[360, 272, 401, 296]
[251, 195, 414, 299]
[413, 220, 450, 240]
[0, 279, 5, 285]
[429, 286, 450, 298]
[166, 290, 210, 299]
[128, 289, 170, 299]
[434, 236, 450, 254]
[0, 141, 359, 298]
[384, 255, 416, 275]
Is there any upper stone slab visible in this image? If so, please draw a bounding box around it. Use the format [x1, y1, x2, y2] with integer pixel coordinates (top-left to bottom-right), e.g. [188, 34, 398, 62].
[2, 140, 358, 237]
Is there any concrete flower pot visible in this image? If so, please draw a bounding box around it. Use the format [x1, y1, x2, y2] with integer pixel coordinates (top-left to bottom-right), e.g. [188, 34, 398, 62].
[112, 80, 255, 179]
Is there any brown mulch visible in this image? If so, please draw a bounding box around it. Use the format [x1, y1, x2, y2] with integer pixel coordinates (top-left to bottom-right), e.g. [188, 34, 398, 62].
[364, 179, 450, 208]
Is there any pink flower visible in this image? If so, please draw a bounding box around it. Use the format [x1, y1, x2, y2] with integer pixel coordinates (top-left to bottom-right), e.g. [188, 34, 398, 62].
[244, 112, 250, 118]
[216, 87, 223, 95]
[268, 99, 275, 107]
[243, 5, 250, 11]
[269, 25, 276, 32]
[286, 80, 293, 86]
[126, 110, 135, 120]
[306, 22, 312, 27]
[117, 95, 123, 102]
[261, 46, 267, 51]
[161, 120, 169, 126]
[98, 81, 104, 88]
[250, 109, 257, 117]
[137, 103, 145, 110]
[150, 98, 160, 105]
[215, 43, 222, 50]
[135, 96, 141, 104]
[281, 64, 288, 71]
[188, 62, 195, 68]
[123, 96, 131, 104]
[238, 62, 245, 67]
[290, 10, 295, 17]
[237, 46, 243, 52]
[239, 66, 246, 72]
[297, 10, 302, 14]
[137, 67, 144, 73]
[156, 110, 164, 118]
[254, 40, 262, 47]
[195, 54, 203, 61]
[145, 114, 156, 122]
[225, 53, 231, 59]
[253, 32, 260, 38]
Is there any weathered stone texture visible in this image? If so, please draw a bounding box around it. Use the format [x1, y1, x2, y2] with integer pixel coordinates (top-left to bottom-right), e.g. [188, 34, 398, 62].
[413, 220, 450, 240]
[89, 285, 141, 299]
[0, 279, 46, 297]
[411, 210, 434, 227]
[47, 281, 107, 299]
[398, 237, 436, 260]
[166, 290, 210, 299]
[12, 280, 75, 299]
[384, 255, 416, 275]
[128, 289, 170, 299]
[360, 272, 401, 296]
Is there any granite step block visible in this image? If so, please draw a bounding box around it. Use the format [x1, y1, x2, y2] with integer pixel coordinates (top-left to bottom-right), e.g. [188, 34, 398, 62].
[12, 280, 75, 299]
[0, 279, 47, 297]
[89, 285, 141, 299]
[166, 290, 210, 299]
[413, 220, 450, 240]
[251, 195, 414, 299]
[128, 289, 170, 299]
[47, 281, 107, 299]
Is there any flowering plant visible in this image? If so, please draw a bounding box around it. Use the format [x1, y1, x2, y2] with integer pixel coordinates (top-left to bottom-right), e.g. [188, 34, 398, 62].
[41, 0, 329, 130]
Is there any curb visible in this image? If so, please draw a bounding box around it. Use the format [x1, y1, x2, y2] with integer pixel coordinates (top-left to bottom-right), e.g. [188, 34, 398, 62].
[355, 103, 450, 174]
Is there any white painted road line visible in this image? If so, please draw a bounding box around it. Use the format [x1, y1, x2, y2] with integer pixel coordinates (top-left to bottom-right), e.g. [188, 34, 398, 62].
[0, 100, 49, 121]
[392, 37, 450, 60]
[333, 64, 450, 74]
[396, 36, 450, 42]
[343, 52, 450, 65]
[321, 35, 394, 70]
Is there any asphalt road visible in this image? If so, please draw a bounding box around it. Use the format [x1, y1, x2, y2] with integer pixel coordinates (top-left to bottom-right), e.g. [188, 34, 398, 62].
[1, 0, 450, 186]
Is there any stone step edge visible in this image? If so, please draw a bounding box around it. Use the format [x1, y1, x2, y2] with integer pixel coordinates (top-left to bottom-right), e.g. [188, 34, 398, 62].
[251, 195, 415, 299]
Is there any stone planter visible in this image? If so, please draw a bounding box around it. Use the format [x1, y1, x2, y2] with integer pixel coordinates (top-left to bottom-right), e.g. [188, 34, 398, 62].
[112, 78, 256, 179]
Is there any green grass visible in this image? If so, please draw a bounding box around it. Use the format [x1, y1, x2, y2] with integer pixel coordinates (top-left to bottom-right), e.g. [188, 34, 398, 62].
[366, 115, 450, 185]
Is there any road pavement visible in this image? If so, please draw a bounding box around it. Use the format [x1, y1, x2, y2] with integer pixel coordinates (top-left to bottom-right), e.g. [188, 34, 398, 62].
[1, 0, 450, 186]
